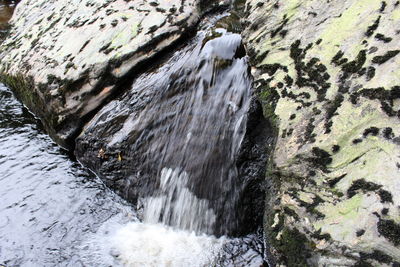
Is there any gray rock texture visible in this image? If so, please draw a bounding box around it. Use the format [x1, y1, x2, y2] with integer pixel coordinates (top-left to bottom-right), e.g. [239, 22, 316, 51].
[3, 0, 400, 264]
[0, 0, 201, 147]
[0, 0, 267, 238]
[242, 0, 400, 266]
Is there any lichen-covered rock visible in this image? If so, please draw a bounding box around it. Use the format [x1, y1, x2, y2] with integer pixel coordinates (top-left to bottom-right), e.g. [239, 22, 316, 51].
[0, 0, 202, 147]
[242, 0, 400, 265]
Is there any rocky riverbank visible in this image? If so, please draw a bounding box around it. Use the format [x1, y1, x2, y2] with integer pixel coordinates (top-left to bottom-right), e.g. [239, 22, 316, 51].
[2, 0, 400, 266]
[0, 0, 270, 238]
[242, 0, 400, 265]
[0, 0, 207, 148]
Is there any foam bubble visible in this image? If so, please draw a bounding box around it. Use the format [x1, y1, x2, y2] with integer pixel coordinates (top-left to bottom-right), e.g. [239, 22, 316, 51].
[112, 222, 224, 267]
[81, 220, 225, 267]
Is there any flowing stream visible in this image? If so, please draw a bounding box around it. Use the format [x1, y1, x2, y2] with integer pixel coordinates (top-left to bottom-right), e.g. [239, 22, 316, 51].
[121, 30, 251, 236]
[0, 80, 264, 267]
[0, 2, 267, 267]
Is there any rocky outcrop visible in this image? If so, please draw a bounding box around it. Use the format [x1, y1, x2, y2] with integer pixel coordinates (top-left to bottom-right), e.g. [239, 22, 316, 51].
[74, 27, 271, 236]
[0, 0, 269, 238]
[0, 0, 202, 147]
[242, 0, 400, 265]
[4, 0, 400, 264]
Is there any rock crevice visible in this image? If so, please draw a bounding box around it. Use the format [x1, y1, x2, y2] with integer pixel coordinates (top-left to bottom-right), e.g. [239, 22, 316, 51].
[0, 0, 207, 148]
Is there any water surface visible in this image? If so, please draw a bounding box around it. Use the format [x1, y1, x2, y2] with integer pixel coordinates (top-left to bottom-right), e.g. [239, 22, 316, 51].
[0, 84, 264, 266]
[0, 2, 266, 265]
[0, 83, 136, 266]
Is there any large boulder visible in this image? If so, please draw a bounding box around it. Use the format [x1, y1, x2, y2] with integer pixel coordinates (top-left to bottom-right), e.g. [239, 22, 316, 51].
[75, 28, 272, 236]
[0, 0, 202, 147]
[242, 0, 400, 265]
[0, 0, 270, 237]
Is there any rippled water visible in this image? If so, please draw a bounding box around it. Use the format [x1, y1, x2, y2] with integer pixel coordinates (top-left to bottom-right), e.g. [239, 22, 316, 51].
[0, 83, 265, 266]
[0, 83, 134, 266]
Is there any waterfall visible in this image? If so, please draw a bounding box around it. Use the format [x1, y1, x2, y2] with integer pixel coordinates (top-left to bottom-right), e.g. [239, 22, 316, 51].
[77, 27, 265, 267]
[128, 29, 252, 235]
[143, 168, 217, 234]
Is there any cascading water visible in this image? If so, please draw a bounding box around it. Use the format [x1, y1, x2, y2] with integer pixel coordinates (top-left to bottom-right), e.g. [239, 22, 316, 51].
[132, 30, 252, 235]
[75, 20, 268, 266]
[78, 25, 255, 236]
[143, 167, 218, 234]
[1, 1, 267, 265]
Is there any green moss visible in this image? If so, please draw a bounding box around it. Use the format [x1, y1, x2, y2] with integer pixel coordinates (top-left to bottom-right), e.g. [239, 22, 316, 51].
[0, 73, 60, 145]
[110, 22, 140, 49]
[314, 194, 363, 230]
[257, 80, 280, 129]
[274, 228, 313, 266]
[281, 0, 302, 19]
[393, 8, 400, 20]
[318, 0, 380, 58]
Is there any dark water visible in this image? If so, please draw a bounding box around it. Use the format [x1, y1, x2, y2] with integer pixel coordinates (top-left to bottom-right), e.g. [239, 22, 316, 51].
[0, 84, 137, 266]
[0, 84, 264, 266]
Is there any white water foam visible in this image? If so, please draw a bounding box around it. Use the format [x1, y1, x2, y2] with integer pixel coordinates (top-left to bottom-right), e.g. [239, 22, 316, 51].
[112, 223, 224, 267]
[143, 168, 217, 234]
[80, 218, 225, 267]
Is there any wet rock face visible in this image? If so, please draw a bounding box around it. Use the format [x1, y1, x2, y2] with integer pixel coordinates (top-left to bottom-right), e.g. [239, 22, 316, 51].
[0, 0, 201, 147]
[0, 0, 270, 238]
[242, 0, 400, 266]
[75, 29, 271, 237]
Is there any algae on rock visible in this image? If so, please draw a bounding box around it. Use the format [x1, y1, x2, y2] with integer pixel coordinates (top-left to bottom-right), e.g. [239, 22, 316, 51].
[0, 0, 203, 148]
[242, 0, 400, 266]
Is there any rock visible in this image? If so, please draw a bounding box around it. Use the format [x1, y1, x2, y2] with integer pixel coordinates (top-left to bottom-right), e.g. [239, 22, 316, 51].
[0, 0, 202, 148]
[0, 1, 15, 42]
[0, 0, 270, 237]
[242, 0, 400, 266]
[75, 28, 272, 236]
